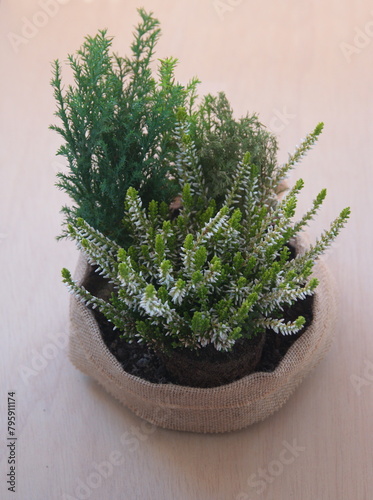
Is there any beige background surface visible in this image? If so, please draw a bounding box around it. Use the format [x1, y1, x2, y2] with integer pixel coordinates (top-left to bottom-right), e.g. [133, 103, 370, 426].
[0, 1, 372, 499]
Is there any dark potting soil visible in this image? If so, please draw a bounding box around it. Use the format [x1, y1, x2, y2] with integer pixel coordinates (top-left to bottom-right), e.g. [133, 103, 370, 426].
[85, 265, 314, 386]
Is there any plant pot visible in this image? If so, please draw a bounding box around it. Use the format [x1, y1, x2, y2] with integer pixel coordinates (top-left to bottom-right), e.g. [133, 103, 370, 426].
[68, 238, 336, 433]
[157, 332, 267, 388]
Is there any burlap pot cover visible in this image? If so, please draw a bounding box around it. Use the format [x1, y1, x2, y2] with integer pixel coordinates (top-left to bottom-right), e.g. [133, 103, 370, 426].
[68, 239, 336, 434]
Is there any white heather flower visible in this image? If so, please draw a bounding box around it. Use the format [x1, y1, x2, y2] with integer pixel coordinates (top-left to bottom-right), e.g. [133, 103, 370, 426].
[169, 285, 186, 305]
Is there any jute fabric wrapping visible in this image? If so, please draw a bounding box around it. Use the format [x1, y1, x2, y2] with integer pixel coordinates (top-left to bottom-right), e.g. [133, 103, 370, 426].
[68, 239, 336, 434]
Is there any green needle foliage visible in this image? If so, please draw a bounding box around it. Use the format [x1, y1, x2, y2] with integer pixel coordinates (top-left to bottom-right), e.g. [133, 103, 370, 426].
[190, 92, 279, 207]
[51, 9, 199, 246]
[62, 116, 350, 354]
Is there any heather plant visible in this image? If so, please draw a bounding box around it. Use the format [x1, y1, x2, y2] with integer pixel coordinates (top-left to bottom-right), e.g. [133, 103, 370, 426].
[61, 116, 350, 354]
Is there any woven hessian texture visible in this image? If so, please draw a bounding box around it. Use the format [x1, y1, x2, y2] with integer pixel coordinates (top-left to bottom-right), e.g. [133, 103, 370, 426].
[68, 239, 336, 434]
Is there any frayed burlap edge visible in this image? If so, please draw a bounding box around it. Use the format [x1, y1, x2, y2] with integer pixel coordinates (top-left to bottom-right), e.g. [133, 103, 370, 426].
[68, 237, 336, 433]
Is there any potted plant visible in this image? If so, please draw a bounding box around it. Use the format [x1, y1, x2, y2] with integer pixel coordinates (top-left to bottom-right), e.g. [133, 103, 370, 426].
[51, 10, 350, 433]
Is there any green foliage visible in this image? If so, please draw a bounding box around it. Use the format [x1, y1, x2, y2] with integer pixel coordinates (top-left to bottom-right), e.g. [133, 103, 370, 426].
[51, 9, 199, 246]
[62, 118, 350, 353]
[57, 10, 350, 355]
[189, 92, 279, 206]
